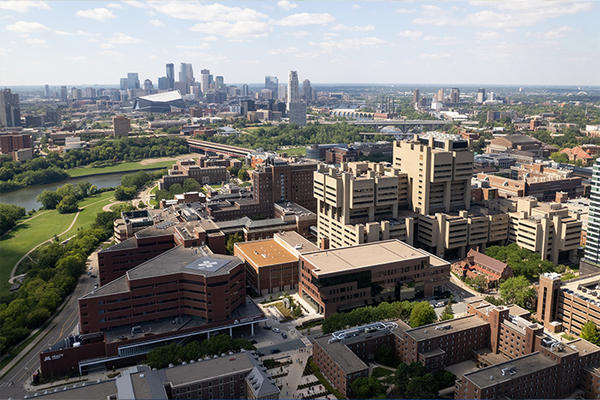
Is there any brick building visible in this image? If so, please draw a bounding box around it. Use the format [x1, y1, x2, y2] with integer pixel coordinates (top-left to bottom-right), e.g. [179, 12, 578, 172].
[299, 240, 449, 316]
[0, 133, 32, 154]
[159, 159, 229, 190]
[234, 231, 318, 296]
[451, 249, 512, 289]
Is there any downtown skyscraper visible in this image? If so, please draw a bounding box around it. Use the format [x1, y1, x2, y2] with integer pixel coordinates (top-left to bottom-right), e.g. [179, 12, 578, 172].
[287, 71, 299, 108]
[166, 63, 175, 89]
[265, 76, 279, 99]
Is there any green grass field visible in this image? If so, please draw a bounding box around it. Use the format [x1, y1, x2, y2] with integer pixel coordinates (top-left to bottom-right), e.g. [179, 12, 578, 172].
[281, 147, 306, 156]
[0, 191, 115, 297]
[67, 160, 176, 177]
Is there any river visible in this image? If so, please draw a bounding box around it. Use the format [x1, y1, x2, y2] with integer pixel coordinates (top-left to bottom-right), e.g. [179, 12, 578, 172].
[0, 172, 127, 210]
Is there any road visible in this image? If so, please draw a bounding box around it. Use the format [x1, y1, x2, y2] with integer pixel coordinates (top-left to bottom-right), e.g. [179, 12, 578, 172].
[0, 253, 99, 400]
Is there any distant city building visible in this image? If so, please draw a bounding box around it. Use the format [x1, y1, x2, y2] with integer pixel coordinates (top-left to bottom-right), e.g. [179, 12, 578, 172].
[44, 84, 50, 98]
[302, 79, 313, 104]
[412, 88, 420, 104]
[215, 75, 224, 89]
[157, 76, 169, 90]
[0, 89, 21, 127]
[179, 63, 194, 86]
[143, 79, 153, 91]
[0, 133, 31, 154]
[436, 88, 444, 102]
[265, 75, 278, 99]
[241, 84, 249, 97]
[450, 87, 460, 103]
[287, 70, 299, 108]
[476, 88, 486, 104]
[59, 86, 68, 102]
[200, 69, 210, 94]
[112, 115, 131, 137]
[278, 83, 287, 102]
[119, 78, 128, 91]
[288, 101, 306, 126]
[166, 63, 175, 89]
[127, 72, 140, 89]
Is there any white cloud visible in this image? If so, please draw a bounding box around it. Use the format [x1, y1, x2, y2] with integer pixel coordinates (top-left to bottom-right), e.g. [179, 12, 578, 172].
[268, 47, 299, 55]
[467, 0, 592, 29]
[54, 30, 70, 36]
[543, 25, 573, 39]
[475, 31, 500, 40]
[397, 30, 422, 40]
[24, 38, 45, 46]
[149, 19, 164, 27]
[0, 1, 49, 13]
[75, 30, 99, 37]
[107, 3, 122, 9]
[147, 2, 267, 22]
[0, 48, 8, 56]
[277, 1, 297, 11]
[418, 52, 451, 60]
[175, 44, 210, 50]
[6, 21, 49, 33]
[310, 36, 387, 50]
[277, 13, 335, 27]
[412, 5, 454, 26]
[189, 21, 270, 39]
[66, 55, 87, 62]
[76, 8, 115, 22]
[352, 4, 361, 10]
[100, 32, 141, 49]
[124, 1, 145, 8]
[396, 8, 416, 14]
[332, 24, 375, 32]
[289, 30, 309, 38]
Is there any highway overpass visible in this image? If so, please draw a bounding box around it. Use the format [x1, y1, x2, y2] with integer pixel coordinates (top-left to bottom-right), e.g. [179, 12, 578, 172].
[186, 138, 252, 158]
[352, 119, 452, 132]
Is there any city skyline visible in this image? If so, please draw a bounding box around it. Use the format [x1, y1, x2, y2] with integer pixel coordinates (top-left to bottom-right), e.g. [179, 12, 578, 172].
[1, 0, 599, 86]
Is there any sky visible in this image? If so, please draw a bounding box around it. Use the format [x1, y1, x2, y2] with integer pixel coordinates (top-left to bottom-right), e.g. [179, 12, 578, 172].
[0, 0, 599, 86]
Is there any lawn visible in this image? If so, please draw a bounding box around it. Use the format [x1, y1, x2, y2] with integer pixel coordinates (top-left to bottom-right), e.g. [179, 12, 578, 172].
[67, 160, 175, 177]
[0, 191, 115, 297]
[281, 147, 306, 156]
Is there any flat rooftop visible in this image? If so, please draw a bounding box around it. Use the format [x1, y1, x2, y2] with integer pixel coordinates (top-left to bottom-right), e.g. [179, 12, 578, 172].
[314, 336, 368, 375]
[163, 351, 256, 386]
[402, 315, 489, 342]
[235, 239, 298, 268]
[33, 380, 117, 399]
[127, 246, 242, 280]
[275, 231, 319, 254]
[463, 352, 556, 389]
[301, 239, 446, 276]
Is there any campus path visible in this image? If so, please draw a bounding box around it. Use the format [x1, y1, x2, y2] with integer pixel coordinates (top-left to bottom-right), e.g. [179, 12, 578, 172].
[8, 196, 111, 283]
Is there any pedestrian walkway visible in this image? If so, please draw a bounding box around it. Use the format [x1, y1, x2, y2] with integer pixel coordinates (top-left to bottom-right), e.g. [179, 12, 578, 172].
[279, 349, 311, 398]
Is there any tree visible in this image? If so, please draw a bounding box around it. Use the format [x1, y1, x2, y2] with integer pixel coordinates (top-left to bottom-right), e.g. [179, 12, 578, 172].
[349, 377, 386, 399]
[472, 275, 488, 292]
[37, 190, 61, 209]
[409, 301, 437, 327]
[225, 232, 243, 255]
[404, 373, 437, 399]
[581, 321, 599, 344]
[440, 302, 454, 321]
[56, 194, 79, 214]
[168, 183, 184, 196]
[114, 186, 137, 200]
[238, 168, 250, 181]
[499, 276, 536, 308]
[375, 343, 399, 367]
[182, 178, 202, 192]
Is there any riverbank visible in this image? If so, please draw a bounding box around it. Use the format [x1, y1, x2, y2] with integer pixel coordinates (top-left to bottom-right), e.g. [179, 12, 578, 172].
[66, 160, 174, 178]
[0, 191, 115, 297]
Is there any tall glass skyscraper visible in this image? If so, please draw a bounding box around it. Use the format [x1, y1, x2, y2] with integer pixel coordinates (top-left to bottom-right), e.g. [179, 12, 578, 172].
[287, 71, 299, 108]
[265, 76, 278, 99]
[585, 157, 600, 265]
[166, 63, 174, 89]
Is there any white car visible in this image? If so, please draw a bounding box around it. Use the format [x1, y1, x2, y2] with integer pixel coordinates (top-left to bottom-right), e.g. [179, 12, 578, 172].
[435, 302, 445, 308]
[272, 327, 281, 333]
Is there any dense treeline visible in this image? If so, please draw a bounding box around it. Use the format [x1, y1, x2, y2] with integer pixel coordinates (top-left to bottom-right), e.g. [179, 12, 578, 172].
[321, 300, 437, 333]
[114, 170, 165, 201]
[0, 205, 131, 354]
[37, 181, 108, 213]
[205, 123, 381, 151]
[0, 137, 188, 193]
[0, 204, 26, 236]
[146, 334, 255, 369]
[485, 243, 568, 281]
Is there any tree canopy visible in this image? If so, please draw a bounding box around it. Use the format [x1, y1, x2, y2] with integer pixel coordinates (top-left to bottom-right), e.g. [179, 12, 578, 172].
[581, 321, 600, 345]
[409, 301, 437, 328]
[499, 276, 536, 308]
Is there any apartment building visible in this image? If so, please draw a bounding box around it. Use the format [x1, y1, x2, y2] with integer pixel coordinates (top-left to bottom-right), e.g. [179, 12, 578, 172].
[0, 133, 32, 154]
[234, 231, 318, 296]
[313, 162, 413, 249]
[393, 133, 473, 216]
[298, 240, 449, 316]
[113, 210, 156, 242]
[509, 197, 581, 264]
[585, 157, 600, 266]
[159, 159, 229, 190]
[537, 271, 600, 335]
[252, 161, 318, 213]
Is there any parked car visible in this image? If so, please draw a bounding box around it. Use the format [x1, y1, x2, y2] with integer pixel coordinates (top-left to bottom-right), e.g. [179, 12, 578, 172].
[281, 332, 287, 339]
[270, 349, 281, 354]
[263, 325, 271, 330]
[435, 301, 445, 308]
[272, 327, 281, 333]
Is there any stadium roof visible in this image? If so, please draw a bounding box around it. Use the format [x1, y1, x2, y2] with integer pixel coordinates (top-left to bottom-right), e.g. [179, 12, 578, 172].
[137, 90, 182, 102]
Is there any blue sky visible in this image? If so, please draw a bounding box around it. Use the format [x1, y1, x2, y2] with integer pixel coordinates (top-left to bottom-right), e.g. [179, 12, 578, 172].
[0, 0, 598, 86]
